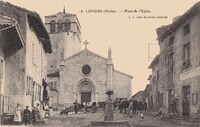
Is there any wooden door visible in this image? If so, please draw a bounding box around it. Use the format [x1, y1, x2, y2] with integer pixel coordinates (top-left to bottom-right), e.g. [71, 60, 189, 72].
[81, 92, 91, 103]
[182, 85, 190, 117]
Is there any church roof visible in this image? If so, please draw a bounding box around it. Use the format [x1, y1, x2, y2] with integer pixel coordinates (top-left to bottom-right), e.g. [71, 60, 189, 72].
[65, 49, 108, 61]
[114, 70, 133, 79]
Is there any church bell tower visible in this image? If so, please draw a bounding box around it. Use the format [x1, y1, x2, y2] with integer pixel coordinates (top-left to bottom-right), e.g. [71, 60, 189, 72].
[45, 9, 82, 71]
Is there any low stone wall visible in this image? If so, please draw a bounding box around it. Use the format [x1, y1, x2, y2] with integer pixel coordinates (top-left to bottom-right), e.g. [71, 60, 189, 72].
[91, 120, 129, 127]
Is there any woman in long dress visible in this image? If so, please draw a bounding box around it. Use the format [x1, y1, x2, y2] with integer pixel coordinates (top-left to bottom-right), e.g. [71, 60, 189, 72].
[13, 103, 22, 125]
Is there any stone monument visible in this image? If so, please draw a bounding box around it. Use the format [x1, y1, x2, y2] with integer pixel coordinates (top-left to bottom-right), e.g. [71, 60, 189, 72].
[104, 89, 114, 121]
[91, 90, 129, 127]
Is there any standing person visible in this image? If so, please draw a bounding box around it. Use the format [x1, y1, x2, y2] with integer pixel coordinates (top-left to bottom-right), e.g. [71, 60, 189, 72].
[118, 99, 122, 113]
[132, 100, 138, 114]
[84, 102, 88, 113]
[32, 107, 37, 124]
[23, 106, 31, 126]
[92, 102, 97, 113]
[143, 101, 147, 111]
[128, 99, 133, 118]
[13, 103, 22, 125]
[73, 100, 78, 114]
[113, 100, 117, 110]
[171, 96, 179, 115]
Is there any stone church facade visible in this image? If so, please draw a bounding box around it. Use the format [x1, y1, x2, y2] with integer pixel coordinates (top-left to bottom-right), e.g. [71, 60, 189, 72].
[45, 11, 132, 110]
[54, 48, 133, 110]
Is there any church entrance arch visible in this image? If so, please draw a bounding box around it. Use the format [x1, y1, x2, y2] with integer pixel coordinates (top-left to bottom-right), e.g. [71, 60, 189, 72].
[80, 83, 92, 103]
[75, 78, 97, 103]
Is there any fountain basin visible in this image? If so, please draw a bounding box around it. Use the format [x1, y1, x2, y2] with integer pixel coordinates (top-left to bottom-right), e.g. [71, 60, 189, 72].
[91, 120, 129, 127]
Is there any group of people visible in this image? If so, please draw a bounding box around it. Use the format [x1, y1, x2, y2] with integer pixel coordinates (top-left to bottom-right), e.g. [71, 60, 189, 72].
[154, 96, 179, 118]
[73, 100, 97, 114]
[13, 103, 41, 126]
[117, 99, 147, 115]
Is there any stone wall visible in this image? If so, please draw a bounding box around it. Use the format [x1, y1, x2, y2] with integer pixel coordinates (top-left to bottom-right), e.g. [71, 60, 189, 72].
[0, 2, 27, 112]
[113, 70, 132, 100]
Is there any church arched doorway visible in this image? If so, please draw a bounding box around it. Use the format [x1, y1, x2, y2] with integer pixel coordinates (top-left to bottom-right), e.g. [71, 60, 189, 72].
[80, 83, 92, 103]
[76, 78, 97, 103]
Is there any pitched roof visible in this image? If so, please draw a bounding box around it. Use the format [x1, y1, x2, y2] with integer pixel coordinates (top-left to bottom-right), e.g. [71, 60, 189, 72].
[114, 70, 133, 79]
[132, 91, 144, 99]
[65, 48, 108, 61]
[157, 1, 200, 42]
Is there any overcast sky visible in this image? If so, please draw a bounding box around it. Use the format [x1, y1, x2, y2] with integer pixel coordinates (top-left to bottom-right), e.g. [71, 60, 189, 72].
[4, 0, 200, 95]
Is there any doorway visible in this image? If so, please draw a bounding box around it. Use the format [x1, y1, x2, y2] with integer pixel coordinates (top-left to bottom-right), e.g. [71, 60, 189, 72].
[79, 83, 92, 103]
[81, 92, 91, 103]
[182, 85, 190, 117]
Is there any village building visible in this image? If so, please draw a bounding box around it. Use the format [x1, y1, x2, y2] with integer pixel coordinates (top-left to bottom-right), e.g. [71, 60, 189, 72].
[148, 55, 159, 111]
[0, 1, 52, 116]
[0, 14, 24, 124]
[146, 76, 153, 111]
[131, 91, 144, 102]
[156, 2, 200, 118]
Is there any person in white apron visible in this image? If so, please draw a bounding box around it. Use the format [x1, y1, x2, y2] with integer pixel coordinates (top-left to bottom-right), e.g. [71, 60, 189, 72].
[13, 103, 22, 125]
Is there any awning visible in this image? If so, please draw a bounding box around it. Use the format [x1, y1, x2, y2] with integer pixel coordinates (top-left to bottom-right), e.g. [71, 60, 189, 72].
[0, 24, 24, 57]
[0, 15, 24, 57]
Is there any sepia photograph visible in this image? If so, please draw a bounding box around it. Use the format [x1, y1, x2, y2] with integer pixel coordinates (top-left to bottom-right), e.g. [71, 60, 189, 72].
[0, 0, 200, 126]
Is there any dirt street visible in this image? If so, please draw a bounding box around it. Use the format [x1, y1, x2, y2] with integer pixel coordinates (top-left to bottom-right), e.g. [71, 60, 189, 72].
[31, 109, 200, 127]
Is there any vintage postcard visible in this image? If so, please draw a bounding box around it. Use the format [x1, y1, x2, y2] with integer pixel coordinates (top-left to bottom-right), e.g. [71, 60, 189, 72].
[0, 0, 200, 126]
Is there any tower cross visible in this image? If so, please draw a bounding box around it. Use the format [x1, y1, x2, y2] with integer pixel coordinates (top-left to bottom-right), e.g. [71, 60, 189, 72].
[83, 40, 89, 49]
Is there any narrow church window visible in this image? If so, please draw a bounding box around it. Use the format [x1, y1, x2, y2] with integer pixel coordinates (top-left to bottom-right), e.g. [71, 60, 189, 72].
[82, 65, 91, 75]
[57, 20, 62, 33]
[50, 20, 56, 33]
[64, 20, 70, 31]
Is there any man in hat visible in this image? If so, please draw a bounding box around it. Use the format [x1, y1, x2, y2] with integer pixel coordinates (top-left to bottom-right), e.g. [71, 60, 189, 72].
[23, 106, 31, 125]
